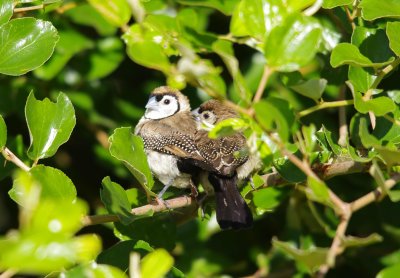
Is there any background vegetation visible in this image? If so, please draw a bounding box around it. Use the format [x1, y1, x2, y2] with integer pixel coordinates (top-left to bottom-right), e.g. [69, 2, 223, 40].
[1, 0, 400, 277]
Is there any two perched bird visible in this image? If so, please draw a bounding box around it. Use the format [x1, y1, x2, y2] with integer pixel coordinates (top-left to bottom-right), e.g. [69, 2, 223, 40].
[135, 86, 259, 230]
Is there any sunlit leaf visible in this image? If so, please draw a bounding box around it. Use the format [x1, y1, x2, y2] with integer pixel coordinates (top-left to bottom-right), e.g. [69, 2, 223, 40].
[306, 176, 333, 207]
[0, 18, 59, 76]
[377, 263, 400, 278]
[0, 115, 6, 149]
[87, 0, 131, 27]
[109, 127, 155, 193]
[62, 262, 127, 278]
[0, 0, 12, 26]
[322, 0, 353, 8]
[252, 187, 287, 212]
[26, 92, 76, 160]
[141, 249, 174, 278]
[387, 22, 400, 56]
[208, 118, 248, 139]
[360, 0, 400, 20]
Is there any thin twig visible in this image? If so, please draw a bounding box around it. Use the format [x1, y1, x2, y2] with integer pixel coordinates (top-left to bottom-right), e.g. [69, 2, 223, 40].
[298, 100, 354, 118]
[248, 66, 274, 116]
[14, 4, 44, 13]
[344, 6, 356, 30]
[0, 269, 17, 278]
[1, 147, 30, 172]
[82, 195, 195, 226]
[338, 86, 348, 147]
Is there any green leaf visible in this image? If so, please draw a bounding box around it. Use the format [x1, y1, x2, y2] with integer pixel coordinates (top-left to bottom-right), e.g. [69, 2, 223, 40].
[87, 0, 131, 27]
[65, 4, 117, 36]
[230, 0, 287, 40]
[291, 78, 327, 100]
[177, 0, 240, 15]
[0, 18, 59, 76]
[341, 233, 383, 248]
[306, 176, 333, 207]
[100, 177, 136, 225]
[208, 118, 248, 139]
[322, 0, 353, 8]
[387, 22, 400, 56]
[62, 263, 127, 278]
[123, 24, 172, 73]
[348, 66, 376, 92]
[0, 0, 12, 26]
[109, 127, 155, 193]
[273, 239, 328, 273]
[0, 233, 101, 274]
[25, 92, 76, 160]
[212, 40, 251, 102]
[254, 98, 294, 141]
[388, 91, 400, 104]
[0, 115, 6, 149]
[10, 165, 77, 207]
[331, 43, 394, 68]
[274, 155, 306, 183]
[360, 0, 400, 20]
[349, 83, 396, 116]
[252, 187, 287, 212]
[97, 240, 154, 271]
[141, 249, 174, 278]
[264, 14, 322, 72]
[377, 263, 400, 278]
[376, 147, 400, 168]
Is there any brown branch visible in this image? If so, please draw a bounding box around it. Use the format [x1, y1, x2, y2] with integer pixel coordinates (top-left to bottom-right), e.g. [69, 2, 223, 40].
[1, 147, 30, 172]
[248, 66, 274, 116]
[14, 4, 44, 13]
[0, 269, 17, 278]
[82, 195, 195, 226]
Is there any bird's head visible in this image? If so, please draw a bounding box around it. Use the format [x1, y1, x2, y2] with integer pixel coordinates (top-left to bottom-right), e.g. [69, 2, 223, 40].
[192, 99, 238, 130]
[144, 86, 191, 120]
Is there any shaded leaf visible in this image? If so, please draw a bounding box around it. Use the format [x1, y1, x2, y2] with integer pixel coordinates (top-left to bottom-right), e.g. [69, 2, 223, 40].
[291, 78, 327, 100]
[0, 18, 59, 76]
[306, 176, 333, 207]
[177, 0, 240, 15]
[273, 239, 328, 273]
[26, 92, 76, 160]
[62, 262, 127, 278]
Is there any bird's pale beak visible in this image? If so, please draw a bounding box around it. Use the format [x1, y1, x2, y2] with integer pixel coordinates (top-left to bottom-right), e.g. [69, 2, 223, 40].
[191, 108, 200, 121]
[145, 97, 158, 111]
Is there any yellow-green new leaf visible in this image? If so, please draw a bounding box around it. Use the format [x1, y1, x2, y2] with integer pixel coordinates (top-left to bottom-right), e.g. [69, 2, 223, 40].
[387, 22, 400, 56]
[87, 0, 131, 27]
[141, 249, 174, 278]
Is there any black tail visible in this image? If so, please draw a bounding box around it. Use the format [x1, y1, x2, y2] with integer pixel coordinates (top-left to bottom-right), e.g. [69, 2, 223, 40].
[208, 173, 253, 230]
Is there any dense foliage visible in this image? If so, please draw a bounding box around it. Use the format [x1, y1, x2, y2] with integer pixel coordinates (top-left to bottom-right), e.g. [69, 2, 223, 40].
[1, 0, 400, 277]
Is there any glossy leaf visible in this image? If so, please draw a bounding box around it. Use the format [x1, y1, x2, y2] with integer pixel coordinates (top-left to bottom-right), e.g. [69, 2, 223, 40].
[100, 177, 135, 225]
[273, 239, 328, 273]
[212, 40, 251, 102]
[291, 78, 327, 100]
[350, 84, 396, 116]
[264, 14, 322, 72]
[25, 92, 76, 160]
[360, 0, 400, 20]
[322, 0, 352, 8]
[62, 263, 127, 278]
[109, 127, 155, 192]
[0, 115, 6, 149]
[123, 24, 171, 73]
[387, 22, 400, 56]
[10, 165, 77, 207]
[87, 0, 131, 27]
[0, 0, 12, 26]
[0, 18, 59, 76]
[141, 249, 174, 278]
[230, 0, 287, 40]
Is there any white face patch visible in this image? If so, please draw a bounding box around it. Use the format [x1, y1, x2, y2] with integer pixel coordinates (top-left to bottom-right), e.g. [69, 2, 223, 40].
[195, 110, 216, 130]
[144, 95, 179, 120]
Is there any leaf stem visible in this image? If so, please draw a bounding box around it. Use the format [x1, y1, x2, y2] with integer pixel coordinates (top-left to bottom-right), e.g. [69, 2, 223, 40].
[298, 100, 354, 118]
[303, 0, 323, 16]
[14, 4, 44, 13]
[1, 148, 31, 172]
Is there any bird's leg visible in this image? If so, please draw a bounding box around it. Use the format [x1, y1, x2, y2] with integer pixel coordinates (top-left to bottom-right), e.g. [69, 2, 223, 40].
[154, 180, 173, 209]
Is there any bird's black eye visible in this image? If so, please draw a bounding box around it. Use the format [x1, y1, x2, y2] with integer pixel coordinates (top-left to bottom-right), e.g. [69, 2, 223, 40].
[203, 113, 209, 119]
[164, 99, 170, 105]
[155, 95, 163, 102]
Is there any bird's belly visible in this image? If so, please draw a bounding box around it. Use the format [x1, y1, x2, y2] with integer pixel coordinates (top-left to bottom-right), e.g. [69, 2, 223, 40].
[146, 151, 191, 188]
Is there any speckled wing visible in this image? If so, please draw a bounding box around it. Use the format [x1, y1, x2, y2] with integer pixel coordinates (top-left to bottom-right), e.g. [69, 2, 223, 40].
[136, 112, 204, 161]
[195, 130, 248, 176]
